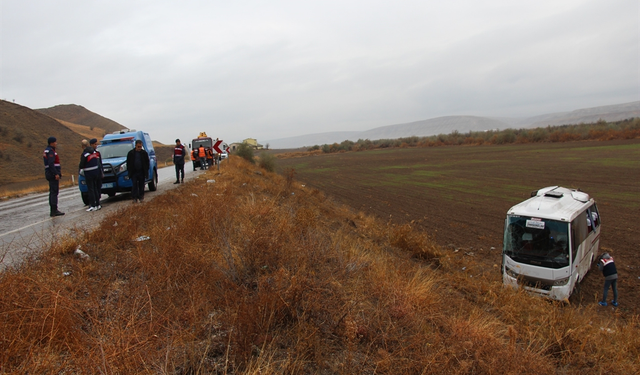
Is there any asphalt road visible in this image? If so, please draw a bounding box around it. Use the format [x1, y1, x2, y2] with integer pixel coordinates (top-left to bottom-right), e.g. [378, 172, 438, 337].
[0, 161, 206, 271]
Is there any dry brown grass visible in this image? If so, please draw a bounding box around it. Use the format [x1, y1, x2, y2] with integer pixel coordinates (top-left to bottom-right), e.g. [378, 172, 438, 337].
[1, 155, 638, 374]
[57, 119, 107, 140]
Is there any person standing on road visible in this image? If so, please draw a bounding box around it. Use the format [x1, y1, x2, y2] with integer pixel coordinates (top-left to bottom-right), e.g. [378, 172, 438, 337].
[126, 140, 149, 203]
[190, 148, 197, 170]
[206, 147, 214, 167]
[173, 139, 186, 184]
[44, 136, 65, 217]
[198, 145, 207, 170]
[79, 139, 102, 211]
[90, 138, 104, 206]
[597, 253, 619, 307]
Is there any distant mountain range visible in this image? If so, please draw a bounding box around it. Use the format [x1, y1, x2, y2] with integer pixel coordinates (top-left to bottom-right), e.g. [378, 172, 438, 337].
[264, 101, 640, 149]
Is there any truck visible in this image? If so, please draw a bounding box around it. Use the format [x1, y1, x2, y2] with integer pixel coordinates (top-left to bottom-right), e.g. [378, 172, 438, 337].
[501, 186, 601, 301]
[190, 132, 214, 171]
[78, 129, 158, 204]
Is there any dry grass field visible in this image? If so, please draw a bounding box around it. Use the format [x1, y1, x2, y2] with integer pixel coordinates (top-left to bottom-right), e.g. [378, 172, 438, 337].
[56, 119, 108, 140]
[1, 154, 639, 373]
[275, 139, 640, 314]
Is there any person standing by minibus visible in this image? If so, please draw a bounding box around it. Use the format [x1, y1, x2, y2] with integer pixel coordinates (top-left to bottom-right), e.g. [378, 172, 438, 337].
[597, 253, 618, 307]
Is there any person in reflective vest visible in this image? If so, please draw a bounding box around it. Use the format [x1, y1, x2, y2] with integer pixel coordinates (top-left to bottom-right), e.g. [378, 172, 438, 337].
[597, 253, 619, 307]
[198, 145, 207, 170]
[79, 139, 102, 211]
[90, 138, 104, 206]
[173, 139, 186, 184]
[44, 136, 64, 217]
[206, 147, 214, 166]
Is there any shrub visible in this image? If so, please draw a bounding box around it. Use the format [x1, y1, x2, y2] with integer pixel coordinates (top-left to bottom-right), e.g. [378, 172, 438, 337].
[258, 152, 276, 172]
[235, 142, 255, 163]
[305, 117, 639, 155]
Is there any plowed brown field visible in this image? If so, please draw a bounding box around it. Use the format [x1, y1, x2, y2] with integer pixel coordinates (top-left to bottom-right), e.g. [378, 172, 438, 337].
[276, 139, 640, 313]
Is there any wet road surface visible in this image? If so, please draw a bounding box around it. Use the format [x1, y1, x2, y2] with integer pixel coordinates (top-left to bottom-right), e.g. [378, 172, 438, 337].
[0, 161, 206, 270]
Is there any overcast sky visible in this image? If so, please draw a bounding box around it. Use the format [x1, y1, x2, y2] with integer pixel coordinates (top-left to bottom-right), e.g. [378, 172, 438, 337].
[1, 0, 638, 145]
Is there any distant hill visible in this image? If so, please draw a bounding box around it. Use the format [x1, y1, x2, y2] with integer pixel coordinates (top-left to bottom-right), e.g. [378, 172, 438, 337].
[265, 101, 640, 149]
[153, 141, 181, 166]
[0, 100, 85, 186]
[264, 131, 360, 150]
[355, 116, 509, 141]
[36, 104, 126, 134]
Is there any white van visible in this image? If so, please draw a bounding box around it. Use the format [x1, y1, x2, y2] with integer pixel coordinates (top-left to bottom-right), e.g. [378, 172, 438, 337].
[502, 186, 601, 301]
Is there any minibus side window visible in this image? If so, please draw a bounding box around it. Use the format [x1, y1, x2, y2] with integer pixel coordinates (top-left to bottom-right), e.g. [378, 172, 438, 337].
[571, 211, 588, 262]
[589, 204, 601, 229]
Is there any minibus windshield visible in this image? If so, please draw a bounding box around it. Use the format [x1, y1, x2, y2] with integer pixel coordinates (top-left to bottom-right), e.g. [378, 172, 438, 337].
[503, 215, 570, 269]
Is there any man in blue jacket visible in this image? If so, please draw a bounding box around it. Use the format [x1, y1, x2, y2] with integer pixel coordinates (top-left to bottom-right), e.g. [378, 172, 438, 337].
[44, 136, 64, 217]
[79, 139, 102, 211]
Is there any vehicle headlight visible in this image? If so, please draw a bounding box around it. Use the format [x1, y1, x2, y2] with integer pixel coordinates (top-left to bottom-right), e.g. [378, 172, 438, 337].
[80, 180, 86, 185]
[116, 163, 127, 174]
[553, 277, 570, 286]
[505, 267, 519, 278]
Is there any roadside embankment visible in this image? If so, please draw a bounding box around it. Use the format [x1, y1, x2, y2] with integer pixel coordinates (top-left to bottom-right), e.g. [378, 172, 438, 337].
[1, 156, 638, 373]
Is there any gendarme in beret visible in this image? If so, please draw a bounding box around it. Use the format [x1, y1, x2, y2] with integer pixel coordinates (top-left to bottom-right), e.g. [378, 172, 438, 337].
[90, 138, 98, 144]
[48, 136, 57, 144]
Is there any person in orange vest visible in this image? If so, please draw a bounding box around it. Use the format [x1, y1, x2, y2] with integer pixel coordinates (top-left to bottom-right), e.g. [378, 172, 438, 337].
[190, 148, 197, 170]
[206, 147, 214, 166]
[198, 145, 207, 170]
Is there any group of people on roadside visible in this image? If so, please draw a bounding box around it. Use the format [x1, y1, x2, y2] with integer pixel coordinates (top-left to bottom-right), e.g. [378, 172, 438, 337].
[43, 137, 198, 216]
[43, 136, 152, 215]
[191, 144, 219, 171]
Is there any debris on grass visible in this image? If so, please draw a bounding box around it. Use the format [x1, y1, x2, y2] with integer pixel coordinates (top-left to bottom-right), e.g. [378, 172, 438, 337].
[74, 246, 89, 260]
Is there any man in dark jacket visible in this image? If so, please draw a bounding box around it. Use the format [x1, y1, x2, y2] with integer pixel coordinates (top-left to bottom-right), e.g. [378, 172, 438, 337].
[44, 136, 64, 217]
[79, 139, 102, 211]
[597, 253, 619, 307]
[126, 140, 149, 203]
[173, 139, 185, 184]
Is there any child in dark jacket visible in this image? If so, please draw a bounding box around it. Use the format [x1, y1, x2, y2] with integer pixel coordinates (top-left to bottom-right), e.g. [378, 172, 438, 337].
[597, 253, 618, 307]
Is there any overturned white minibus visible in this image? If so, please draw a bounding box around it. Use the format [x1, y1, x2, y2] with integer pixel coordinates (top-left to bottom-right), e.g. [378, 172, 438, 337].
[502, 186, 601, 300]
